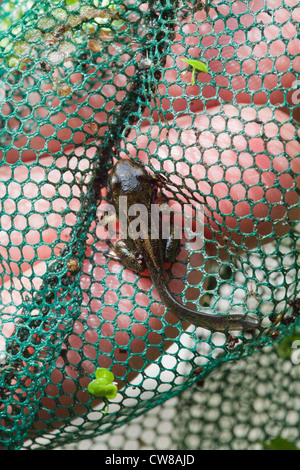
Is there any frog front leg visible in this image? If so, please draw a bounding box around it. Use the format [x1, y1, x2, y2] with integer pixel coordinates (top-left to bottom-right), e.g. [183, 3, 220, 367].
[108, 239, 146, 274]
[162, 225, 181, 263]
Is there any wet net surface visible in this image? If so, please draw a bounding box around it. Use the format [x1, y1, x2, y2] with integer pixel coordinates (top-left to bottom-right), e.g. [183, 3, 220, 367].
[0, 0, 299, 450]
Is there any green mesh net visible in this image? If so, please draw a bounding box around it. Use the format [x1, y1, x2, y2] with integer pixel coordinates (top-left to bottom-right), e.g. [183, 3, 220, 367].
[0, 0, 299, 451]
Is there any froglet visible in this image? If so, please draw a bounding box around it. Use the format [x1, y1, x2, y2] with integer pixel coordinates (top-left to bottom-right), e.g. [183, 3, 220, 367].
[105, 159, 261, 332]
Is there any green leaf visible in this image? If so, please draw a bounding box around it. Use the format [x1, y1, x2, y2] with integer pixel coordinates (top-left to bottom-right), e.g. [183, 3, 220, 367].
[262, 437, 300, 450]
[181, 57, 209, 74]
[95, 367, 115, 384]
[87, 367, 118, 401]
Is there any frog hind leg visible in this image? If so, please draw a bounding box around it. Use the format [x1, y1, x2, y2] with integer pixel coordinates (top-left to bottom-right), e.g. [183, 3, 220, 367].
[108, 239, 146, 273]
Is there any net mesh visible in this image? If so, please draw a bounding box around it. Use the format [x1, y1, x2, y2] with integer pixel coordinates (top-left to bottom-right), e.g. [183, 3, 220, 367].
[47, 342, 300, 451]
[0, 0, 299, 450]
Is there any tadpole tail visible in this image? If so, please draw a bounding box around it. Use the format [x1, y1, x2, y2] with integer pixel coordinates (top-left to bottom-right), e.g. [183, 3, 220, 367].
[146, 263, 261, 333]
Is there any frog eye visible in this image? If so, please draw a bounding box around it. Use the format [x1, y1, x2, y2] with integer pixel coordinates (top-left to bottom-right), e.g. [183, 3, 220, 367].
[110, 176, 122, 191]
[111, 176, 119, 185]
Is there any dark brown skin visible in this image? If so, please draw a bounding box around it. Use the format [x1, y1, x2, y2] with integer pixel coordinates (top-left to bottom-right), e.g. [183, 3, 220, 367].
[106, 159, 261, 332]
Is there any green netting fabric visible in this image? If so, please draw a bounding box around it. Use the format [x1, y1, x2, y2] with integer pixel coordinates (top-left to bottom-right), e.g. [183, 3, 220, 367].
[0, 0, 299, 450]
[49, 342, 300, 451]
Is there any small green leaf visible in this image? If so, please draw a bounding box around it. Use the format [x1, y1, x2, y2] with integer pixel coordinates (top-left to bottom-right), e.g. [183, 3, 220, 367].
[262, 437, 300, 450]
[87, 367, 118, 410]
[95, 367, 115, 384]
[181, 57, 209, 74]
